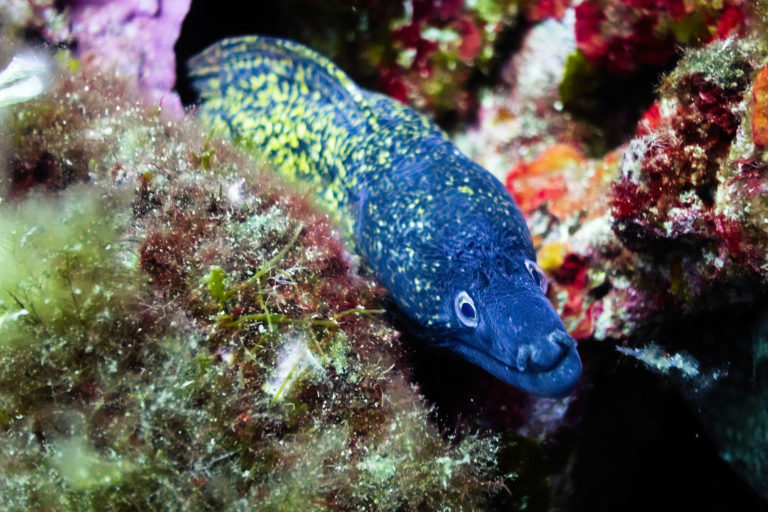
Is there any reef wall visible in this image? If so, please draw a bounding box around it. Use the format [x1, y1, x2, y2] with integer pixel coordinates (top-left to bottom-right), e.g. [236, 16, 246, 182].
[3, 0, 768, 510]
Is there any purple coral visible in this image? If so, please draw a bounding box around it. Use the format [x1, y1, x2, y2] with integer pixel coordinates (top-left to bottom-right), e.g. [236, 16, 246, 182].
[67, 0, 191, 115]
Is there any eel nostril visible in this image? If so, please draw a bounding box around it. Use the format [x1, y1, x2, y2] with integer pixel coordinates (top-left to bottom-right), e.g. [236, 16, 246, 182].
[548, 330, 577, 349]
[514, 332, 575, 372]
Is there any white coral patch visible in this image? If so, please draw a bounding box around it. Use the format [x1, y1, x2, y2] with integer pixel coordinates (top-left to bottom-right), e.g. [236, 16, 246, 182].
[264, 333, 325, 401]
[616, 343, 700, 378]
[226, 178, 246, 207]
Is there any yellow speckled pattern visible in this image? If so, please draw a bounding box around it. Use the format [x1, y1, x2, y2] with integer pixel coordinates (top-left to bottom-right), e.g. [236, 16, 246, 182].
[189, 36, 385, 216]
[188, 35, 534, 330]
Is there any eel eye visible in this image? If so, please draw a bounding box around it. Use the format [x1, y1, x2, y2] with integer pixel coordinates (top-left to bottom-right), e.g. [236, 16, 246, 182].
[525, 259, 548, 294]
[454, 291, 479, 328]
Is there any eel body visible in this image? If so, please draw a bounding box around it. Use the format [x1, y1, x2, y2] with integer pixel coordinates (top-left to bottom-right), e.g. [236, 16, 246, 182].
[189, 36, 581, 397]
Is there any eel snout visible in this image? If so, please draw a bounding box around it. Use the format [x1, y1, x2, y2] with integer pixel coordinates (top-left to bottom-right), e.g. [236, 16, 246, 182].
[515, 330, 577, 373]
[511, 329, 581, 397]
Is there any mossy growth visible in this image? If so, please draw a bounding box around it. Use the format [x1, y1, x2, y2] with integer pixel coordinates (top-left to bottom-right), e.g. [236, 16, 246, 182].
[660, 37, 763, 95]
[0, 47, 503, 510]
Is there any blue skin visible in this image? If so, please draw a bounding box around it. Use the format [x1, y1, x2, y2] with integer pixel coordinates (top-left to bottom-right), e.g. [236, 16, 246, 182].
[190, 36, 582, 397]
[353, 135, 582, 397]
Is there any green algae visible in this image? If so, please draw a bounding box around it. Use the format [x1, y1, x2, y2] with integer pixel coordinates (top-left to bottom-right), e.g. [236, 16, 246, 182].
[0, 187, 139, 424]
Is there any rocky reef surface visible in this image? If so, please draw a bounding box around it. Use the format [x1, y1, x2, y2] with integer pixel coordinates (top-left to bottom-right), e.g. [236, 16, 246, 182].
[3, 0, 768, 510]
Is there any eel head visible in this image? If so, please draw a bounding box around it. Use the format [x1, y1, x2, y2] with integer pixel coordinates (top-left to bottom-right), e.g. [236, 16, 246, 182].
[438, 255, 582, 397]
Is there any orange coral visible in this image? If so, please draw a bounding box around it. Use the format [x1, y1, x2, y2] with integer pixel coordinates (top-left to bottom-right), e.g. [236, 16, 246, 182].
[505, 144, 583, 215]
[752, 63, 768, 147]
[505, 143, 615, 219]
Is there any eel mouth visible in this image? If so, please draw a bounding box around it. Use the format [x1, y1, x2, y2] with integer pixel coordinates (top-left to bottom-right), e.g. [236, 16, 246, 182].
[457, 342, 574, 375]
[452, 336, 582, 397]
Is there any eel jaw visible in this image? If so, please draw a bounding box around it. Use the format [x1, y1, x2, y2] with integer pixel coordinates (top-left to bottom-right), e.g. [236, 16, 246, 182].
[451, 332, 582, 398]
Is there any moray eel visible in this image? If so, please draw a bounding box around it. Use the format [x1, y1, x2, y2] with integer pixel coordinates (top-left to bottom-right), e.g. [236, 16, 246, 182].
[189, 36, 581, 397]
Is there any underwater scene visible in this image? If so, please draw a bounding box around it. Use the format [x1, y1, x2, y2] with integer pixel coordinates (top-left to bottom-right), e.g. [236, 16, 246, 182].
[1, 0, 768, 510]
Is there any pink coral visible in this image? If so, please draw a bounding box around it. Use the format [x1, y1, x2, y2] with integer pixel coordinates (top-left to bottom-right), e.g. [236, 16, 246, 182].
[525, 0, 573, 21]
[67, 0, 191, 115]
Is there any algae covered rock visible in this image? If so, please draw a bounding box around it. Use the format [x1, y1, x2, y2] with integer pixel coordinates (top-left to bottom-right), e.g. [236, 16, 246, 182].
[0, 48, 502, 510]
[7, 0, 768, 508]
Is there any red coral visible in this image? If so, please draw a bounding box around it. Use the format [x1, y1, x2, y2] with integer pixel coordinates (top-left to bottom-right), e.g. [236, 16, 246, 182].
[575, 0, 748, 76]
[713, 4, 747, 40]
[636, 102, 662, 136]
[505, 144, 586, 216]
[612, 71, 744, 244]
[413, 0, 464, 21]
[393, 23, 438, 73]
[718, 159, 768, 271]
[575, 0, 677, 75]
[553, 253, 588, 288]
[457, 16, 482, 61]
[379, 66, 410, 104]
[546, 253, 596, 340]
[713, 216, 750, 264]
[525, 0, 573, 21]
[611, 180, 649, 222]
[375, 0, 510, 118]
[506, 162, 568, 214]
[140, 230, 189, 289]
[681, 74, 741, 138]
[392, 0, 468, 73]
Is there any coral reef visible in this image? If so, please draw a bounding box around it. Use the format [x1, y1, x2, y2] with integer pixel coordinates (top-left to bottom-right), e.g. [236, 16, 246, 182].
[375, 0, 516, 118]
[457, 10, 585, 178]
[0, 0, 190, 116]
[462, 0, 757, 153]
[6, 0, 768, 508]
[608, 37, 767, 326]
[460, 2, 768, 503]
[0, 52, 504, 510]
[462, 5, 767, 341]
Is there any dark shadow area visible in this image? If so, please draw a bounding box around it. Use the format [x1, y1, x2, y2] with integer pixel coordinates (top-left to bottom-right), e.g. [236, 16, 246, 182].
[399, 323, 576, 512]
[175, 1, 299, 106]
[403, 296, 768, 512]
[559, 52, 680, 155]
[571, 300, 768, 512]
